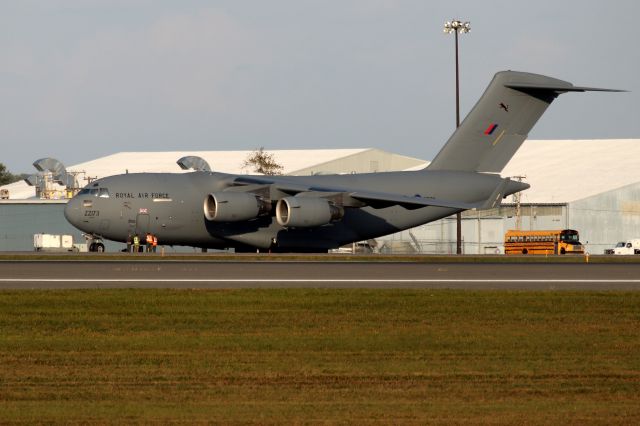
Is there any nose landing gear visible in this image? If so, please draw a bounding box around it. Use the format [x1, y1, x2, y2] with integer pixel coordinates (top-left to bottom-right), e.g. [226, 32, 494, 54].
[84, 234, 105, 252]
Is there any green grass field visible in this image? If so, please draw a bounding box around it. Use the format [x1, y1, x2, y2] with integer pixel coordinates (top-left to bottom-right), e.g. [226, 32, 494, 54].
[1, 289, 639, 424]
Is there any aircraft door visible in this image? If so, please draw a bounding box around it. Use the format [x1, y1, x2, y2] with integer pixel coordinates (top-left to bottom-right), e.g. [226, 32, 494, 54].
[135, 213, 150, 236]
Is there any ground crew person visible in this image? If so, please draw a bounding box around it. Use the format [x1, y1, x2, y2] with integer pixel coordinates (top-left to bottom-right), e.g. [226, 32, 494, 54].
[146, 233, 153, 252]
[126, 233, 132, 253]
[133, 234, 140, 253]
[152, 235, 158, 253]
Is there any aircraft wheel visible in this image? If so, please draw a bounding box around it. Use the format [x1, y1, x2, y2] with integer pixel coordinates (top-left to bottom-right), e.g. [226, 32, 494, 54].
[95, 243, 105, 253]
[560, 248, 566, 255]
[522, 249, 528, 255]
[89, 243, 96, 252]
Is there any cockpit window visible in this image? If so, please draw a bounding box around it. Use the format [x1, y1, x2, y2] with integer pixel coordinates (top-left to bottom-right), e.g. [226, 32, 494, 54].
[79, 187, 109, 197]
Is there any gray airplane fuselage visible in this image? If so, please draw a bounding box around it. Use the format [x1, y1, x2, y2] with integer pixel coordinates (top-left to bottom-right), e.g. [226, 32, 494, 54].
[63, 169, 517, 251]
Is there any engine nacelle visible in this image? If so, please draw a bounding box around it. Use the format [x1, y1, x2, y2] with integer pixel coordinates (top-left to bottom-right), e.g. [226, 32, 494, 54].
[204, 192, 270, 222]
[276, 197, 344, 228]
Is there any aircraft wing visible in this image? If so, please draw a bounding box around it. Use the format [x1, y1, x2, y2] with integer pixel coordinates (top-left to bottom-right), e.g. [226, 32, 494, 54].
[350, 177, 513, 210]
[232, 175, 507, 210]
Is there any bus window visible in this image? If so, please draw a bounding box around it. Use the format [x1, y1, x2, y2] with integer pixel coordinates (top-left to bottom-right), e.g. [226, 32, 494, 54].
[562, 233, 579, 243]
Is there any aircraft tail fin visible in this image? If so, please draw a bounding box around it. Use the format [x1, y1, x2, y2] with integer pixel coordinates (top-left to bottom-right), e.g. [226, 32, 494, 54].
[427, 71, 623, 173]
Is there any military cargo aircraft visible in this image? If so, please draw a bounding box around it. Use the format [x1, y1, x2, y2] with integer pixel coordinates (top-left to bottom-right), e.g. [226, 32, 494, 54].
[64, 71, 620, 252]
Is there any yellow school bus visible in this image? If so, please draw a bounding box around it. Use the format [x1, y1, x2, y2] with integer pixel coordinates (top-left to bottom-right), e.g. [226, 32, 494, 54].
[504, 229, 584, 255]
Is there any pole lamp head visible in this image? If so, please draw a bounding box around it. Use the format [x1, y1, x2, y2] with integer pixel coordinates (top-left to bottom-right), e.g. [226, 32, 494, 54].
[443, 19, 470, 34]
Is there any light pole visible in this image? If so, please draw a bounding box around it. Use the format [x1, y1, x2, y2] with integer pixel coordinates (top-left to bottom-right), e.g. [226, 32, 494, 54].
[443, 19, 470, 255]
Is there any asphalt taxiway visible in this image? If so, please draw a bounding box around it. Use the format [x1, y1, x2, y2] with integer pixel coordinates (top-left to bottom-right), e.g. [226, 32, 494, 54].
[1, 260, 640, 290]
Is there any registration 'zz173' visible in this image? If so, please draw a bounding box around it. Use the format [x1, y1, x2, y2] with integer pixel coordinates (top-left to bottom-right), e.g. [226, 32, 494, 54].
[84, 210, 99, 217]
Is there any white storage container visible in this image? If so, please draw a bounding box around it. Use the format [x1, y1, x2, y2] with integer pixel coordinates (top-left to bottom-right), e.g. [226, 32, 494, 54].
[61, 235, 74, 248]
[34, 233, 61, 249]
[34, 233, 77, 251]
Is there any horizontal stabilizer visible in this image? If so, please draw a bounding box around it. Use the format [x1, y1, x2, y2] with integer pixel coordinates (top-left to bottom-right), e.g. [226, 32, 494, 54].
[505, 82, 625, 93]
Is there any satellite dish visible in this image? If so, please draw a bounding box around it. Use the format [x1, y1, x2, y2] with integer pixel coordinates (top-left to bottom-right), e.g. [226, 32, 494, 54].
[177, 156, 211, 172]
[33, 158, 66, 175]
[31, 157, 76, 189]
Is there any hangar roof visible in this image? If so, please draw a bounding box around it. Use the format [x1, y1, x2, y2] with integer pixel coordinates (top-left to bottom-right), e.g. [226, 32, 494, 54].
[503, 139, 640, 204]
[70, 148, 372, 177]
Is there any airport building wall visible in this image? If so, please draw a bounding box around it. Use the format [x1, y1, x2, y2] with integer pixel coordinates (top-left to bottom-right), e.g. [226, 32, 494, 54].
[568, 182, 640, 254]
[0, 202, 85, 251]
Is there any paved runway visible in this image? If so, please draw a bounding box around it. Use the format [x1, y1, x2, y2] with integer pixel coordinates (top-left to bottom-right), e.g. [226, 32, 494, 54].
[1, 261, 640, 290]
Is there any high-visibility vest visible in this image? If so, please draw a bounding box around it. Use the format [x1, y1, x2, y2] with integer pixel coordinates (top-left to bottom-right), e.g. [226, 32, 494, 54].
[146, 234, 153, 243]
[153, 236, 158, 246]
[133, 236, 140, 245]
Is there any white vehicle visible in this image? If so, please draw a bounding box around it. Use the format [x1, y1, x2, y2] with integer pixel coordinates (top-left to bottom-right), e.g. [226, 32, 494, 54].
[613, 239, 640, 255]
[604, 242, 625, 255]
[34, 233, 77, 252]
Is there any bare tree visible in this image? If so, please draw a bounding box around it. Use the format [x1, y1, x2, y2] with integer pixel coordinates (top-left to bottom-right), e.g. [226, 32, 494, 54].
[242, 147, 284, 175]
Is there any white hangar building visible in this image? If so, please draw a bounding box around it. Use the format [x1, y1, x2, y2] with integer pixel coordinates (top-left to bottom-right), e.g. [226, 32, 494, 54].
[1, 140, 639, 253]
[389, 139, 640, 255]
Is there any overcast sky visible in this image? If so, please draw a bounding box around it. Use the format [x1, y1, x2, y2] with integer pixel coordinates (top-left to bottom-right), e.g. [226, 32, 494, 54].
[1, 0, 638, 172]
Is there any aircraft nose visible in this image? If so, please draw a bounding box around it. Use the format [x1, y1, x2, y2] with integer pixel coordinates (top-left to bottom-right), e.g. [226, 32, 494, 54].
[64, 197, 81, 227]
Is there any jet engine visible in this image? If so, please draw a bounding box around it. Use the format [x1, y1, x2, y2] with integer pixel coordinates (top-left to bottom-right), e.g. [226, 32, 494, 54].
[276, 197, 344, 228]
[204, 192, 271, 222]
